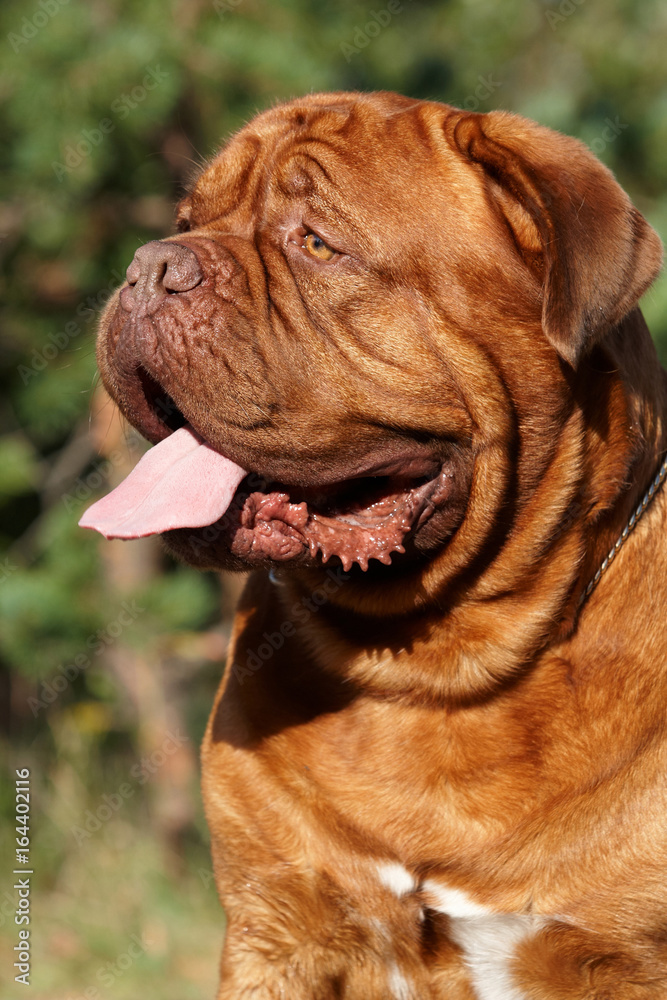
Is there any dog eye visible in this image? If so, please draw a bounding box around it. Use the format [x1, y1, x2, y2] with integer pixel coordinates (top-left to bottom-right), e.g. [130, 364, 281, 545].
[176, 218, 191, 233]
[303, 233, 336, 261]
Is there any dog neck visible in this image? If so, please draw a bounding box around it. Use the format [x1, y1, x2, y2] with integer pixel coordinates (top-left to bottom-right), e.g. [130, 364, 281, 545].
[578, 452, 667, 607]
[560, 308, 667, 628]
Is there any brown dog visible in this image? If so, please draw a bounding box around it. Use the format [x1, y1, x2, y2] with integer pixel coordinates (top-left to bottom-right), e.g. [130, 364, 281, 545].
[81, 91, 667, 998]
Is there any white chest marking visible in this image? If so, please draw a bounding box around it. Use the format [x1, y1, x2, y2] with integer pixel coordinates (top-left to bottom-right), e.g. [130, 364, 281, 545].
[421, 881, 543, 1000]
[376, 861, 417, 897]
[421, 881, 491, 918]
[388, 962, 413, 1000]
[370, 916, 416, 1000]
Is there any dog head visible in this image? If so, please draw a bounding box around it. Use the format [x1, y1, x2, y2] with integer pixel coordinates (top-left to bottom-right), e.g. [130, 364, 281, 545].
[83, 91, 662, 610]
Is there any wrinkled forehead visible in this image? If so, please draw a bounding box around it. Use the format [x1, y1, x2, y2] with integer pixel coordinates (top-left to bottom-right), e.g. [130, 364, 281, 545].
[180, 92, 440, 228]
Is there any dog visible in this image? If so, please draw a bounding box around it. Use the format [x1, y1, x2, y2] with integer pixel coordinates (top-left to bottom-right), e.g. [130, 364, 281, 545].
[80, 91, 667, 998]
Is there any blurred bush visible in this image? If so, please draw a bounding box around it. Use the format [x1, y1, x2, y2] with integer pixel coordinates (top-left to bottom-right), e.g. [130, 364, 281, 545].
[1, 1, 666, 997]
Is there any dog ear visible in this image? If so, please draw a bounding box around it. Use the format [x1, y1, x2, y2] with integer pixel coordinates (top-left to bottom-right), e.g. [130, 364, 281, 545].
[445, 110, 663, 366]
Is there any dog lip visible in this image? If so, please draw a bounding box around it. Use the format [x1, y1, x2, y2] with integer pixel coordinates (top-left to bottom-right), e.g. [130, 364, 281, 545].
[348, 452, 441, 481]
[135, 365, 188, 434]
[111, 362, 192, 445]
[292, 446, 443, 493]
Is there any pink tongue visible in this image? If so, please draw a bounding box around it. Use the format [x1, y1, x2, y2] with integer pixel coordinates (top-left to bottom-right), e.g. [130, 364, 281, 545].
[78, 426, 247, 540]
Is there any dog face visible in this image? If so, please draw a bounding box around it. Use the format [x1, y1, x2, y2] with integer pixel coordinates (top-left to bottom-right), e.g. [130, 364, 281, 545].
[90, 91, 661, 590]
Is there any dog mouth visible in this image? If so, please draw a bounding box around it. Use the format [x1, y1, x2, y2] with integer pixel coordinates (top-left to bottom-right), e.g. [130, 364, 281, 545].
[80, 368, 455, 571]
[215, 465, 453, 571]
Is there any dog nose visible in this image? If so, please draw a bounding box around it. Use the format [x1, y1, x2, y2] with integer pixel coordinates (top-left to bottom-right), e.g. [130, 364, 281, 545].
[121, 241, 202, 312]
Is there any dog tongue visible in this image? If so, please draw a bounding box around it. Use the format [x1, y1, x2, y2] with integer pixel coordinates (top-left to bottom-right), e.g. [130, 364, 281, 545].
[78, 426, 247, 540]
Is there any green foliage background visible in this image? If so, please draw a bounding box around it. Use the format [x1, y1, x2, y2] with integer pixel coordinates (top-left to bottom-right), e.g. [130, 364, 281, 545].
[1, 0, 666, 997]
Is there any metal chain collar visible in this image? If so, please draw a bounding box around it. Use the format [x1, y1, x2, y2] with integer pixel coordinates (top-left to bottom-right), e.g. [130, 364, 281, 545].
[579, 453, 667, 608]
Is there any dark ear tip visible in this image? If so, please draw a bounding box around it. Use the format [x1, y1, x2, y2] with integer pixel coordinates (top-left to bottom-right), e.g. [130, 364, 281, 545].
[634, 208, 664, 275]
[543, 330, 581, 368]
[541, 306, 583, 367]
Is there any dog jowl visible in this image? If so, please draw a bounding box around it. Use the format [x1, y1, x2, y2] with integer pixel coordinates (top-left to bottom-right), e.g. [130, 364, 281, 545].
[81, 92, 667, 999]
